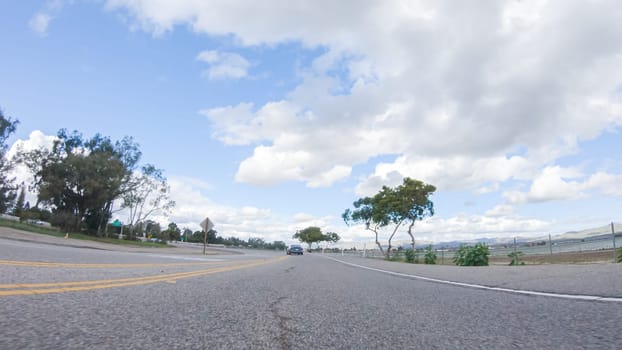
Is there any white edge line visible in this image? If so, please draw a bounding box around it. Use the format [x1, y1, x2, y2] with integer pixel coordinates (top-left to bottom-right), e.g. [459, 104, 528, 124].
[324, 256, 622, 303]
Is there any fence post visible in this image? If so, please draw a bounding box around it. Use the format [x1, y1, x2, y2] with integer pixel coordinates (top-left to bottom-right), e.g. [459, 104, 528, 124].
[549, 234, 553, 255]
[363, 243, 366, 258]
[612, 222, 617, 263]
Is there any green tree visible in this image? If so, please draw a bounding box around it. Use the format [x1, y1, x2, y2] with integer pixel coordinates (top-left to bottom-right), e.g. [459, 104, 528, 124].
[122, 164, 175, 239]
[162, 222, 181, 242]
[393, 178, 435, 253]
[182, 228, 192, 241]
[271, 241, 287, 250]
[342, 195, 391, 256]
[293, 226, 341, 249]
[248, 237, 266, 249]
[18, 129, 141, 233]
[343, 177, 435, 258]
[0, 109, 19, 213]
[12, 183, 26, 218]
[143, 220, 161, 238]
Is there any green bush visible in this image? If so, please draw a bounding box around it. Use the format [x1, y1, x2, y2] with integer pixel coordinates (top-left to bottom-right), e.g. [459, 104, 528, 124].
[404, 249, 415, 263]
[424, 245, 437, 264]
[618, 247, 622, 263]
[387, 251, 403, 261]
[453, 243, 489, 266]
[508, 251, 525, 266]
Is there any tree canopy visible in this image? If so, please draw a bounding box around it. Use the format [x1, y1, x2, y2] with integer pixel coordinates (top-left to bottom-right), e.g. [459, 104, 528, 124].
[17, 129, 141, 234]
[342, 177, 435, 258]
[0, 109, 19, 213]
[122, 164, 175, 239]
[293, 226, 340, 249]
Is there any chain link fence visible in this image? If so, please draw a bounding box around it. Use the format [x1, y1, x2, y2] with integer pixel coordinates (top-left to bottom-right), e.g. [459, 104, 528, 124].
[320, 223, 621, 264]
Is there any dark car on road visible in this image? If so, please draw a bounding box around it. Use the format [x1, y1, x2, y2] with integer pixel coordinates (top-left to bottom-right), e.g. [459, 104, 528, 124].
[287, 244, 304, 255]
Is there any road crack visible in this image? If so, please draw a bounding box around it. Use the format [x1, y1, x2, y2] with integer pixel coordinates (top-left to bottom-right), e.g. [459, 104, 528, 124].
[268, 296, 293, 350]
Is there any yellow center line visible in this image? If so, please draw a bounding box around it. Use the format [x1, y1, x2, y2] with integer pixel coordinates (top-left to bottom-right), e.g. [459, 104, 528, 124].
[0, 256, 288, 297]
[0, 259, 226, 268]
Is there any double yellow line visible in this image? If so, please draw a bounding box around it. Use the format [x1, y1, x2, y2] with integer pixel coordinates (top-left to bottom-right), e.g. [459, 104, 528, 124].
[0, 256, 287, 297]
[0, 259, 224, 268]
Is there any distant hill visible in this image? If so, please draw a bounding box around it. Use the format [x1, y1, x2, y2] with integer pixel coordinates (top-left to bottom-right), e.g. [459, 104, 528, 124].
[552, 223, 621, 241]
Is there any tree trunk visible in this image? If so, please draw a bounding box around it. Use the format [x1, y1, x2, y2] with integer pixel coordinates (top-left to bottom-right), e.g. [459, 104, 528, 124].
[407, 220, 416, 251]
[386, 220, 404, 259]
[371, 228, 384, 257]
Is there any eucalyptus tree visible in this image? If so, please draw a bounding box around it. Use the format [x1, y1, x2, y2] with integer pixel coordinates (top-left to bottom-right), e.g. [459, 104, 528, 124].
[393, 178, 435, 253]
[343, 177, 435, 258]
[122, 164, 175, 239]
[0, 109, 18, 213]
[342, 192, 391, 256]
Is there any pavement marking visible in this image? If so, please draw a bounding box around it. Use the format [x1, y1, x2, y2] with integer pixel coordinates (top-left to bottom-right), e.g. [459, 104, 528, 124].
[0, 259, 226, 268]
[0, 256, 287, 297]
[325, 256, 622, 303]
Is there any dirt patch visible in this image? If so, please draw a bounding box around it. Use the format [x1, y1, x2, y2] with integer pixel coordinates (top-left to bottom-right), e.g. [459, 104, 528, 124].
[488, 249, 618, 265]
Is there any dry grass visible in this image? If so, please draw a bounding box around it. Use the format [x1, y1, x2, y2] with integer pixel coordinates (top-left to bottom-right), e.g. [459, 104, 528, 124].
[489, 249, 618, 265]
[431, 249, 619, 265]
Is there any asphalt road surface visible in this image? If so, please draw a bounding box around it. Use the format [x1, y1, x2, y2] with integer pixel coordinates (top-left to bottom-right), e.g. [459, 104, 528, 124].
[1, 238, 621, 349]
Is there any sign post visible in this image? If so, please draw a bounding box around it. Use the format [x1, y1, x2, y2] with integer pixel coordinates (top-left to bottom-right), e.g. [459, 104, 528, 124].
[200, 217, 214, 255]
[111, 219, 123, 239]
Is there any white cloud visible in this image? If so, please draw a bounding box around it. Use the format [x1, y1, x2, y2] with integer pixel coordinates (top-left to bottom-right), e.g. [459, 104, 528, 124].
[159, 0, 622, 190]
[586, 172, 622, 197]
[107, 2, 622, 190]
[196, 50, 250, 80]
[485, 204, 515, 218]
[503, 167, 622, 204]
[6, 131, 57, 206]
[29, 13, 52, 36]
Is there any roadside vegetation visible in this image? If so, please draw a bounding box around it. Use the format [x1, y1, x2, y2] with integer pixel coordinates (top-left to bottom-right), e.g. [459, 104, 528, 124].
[453, 243, 490, 266]
[508, 251, 526, 265]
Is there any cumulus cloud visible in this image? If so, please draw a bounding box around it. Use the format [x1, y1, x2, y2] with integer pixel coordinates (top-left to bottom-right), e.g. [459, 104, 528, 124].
[165, 176, 345, 242]
[196, 50, 250, 80]
[125, 0, 622, 191]
[503, 166, 622, 204]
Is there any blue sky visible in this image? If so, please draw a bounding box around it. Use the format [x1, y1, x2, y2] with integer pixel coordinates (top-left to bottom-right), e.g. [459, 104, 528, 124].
[2, 1, 621, 246]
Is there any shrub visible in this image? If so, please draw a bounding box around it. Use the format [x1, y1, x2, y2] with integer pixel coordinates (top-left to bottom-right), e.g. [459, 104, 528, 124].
[387, 251, 403, 262]
[618, 247, 622, 263]
[404, 249, 415, 263]
[424, 245, 437, 265]
[453, 243, 489, 266]
[508, 251, 525, 266]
